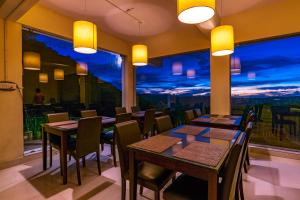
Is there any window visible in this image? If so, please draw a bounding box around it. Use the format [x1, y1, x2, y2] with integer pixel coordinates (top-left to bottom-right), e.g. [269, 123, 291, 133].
[23, 29, 123, 152]
[136, 50, 210, 124]
[231, 35, 300, 150]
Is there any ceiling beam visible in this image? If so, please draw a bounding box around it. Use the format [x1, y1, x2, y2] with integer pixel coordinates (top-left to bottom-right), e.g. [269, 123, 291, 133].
[0, 0, 39, 21]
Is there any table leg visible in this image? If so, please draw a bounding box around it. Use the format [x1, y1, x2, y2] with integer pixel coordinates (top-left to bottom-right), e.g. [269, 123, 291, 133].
[129, 150, 137, 200]
[61, 134, 68, 184]
[208, 173, 218, 200]
[42, 126, 47, 170]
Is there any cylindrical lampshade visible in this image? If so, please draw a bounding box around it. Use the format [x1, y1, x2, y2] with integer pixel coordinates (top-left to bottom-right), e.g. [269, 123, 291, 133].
[211, 25, 234, 56]
[187, 69, 196, 79]
[132, 44, 148, 66]
[23, 52, 41, 70]
[39, 73, 48, 83]
[76, 62, 88, 75]
[172, 62, 183, 75]
[177, 0, 215, 24]
[54, 69, 64, 80]
[73, 20, 97, 54]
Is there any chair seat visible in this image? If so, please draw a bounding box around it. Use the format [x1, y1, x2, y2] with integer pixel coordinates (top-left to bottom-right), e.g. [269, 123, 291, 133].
[49, 135, 76, 151]
[163, 174, 208, 200]
[138, 162, 174, 185]
[101, 130, 113, 143]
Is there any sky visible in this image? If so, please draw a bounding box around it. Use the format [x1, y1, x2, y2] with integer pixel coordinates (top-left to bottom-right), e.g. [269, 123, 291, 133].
[137, 35, 300, 98]
[30, 31, 300, 98]
[31, 32, 123, 90]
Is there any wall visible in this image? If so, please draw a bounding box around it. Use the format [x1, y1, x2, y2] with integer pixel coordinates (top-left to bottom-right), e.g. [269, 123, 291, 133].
[0, 19, 23, 163]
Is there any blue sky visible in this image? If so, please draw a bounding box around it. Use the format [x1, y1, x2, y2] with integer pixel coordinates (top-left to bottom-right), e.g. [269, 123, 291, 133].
[31, 32, 300, 98]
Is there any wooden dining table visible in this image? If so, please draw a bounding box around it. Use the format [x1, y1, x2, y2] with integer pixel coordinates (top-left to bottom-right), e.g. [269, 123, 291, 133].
[131, 110, 163, 120]
[42, 116, 115, 184]
[191, 114, 242, 130]
[128, 125, 241, 200]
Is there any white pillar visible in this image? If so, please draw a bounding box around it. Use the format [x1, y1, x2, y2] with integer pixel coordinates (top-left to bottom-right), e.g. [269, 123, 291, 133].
[122, 56, 136, 112]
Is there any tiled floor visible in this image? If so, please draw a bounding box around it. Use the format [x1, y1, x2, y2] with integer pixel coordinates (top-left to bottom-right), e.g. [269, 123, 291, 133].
[0, 146, 300, 200]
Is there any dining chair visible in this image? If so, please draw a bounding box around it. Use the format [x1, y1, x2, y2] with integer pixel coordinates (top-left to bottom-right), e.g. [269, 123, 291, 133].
[184, 110, 195, 124]
[47, 112, 69, 167]
[131, 106, 141, 113]
[67, 116, 102, 185]
[81, 110, 97, 118]
[140, 109, 156, 138]
[115, 120, 175, 200]
[155, 115, 173, 134]
[193, 108, 202, 117]
[101, 113, 132, 167]
[115, 107, 127, 114]
[163, 132, 247, 200]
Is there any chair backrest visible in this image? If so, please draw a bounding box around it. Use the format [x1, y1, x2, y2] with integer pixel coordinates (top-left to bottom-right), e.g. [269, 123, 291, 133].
[131, 106, 140, 113]
[142, 109, 156, 135]
[76, 116, 102, 158]
[193, 108, 202, 117]
[155, 115, 173, 134]
[221, 132, 246, 200]
[47, 112, 69, 123]
[81, 110, 97, 118]
[116, 113, 132, 123]
[184, 110, 195, 124]
[115, 107, 127, 114]
[241, 122, 253, 170]
[115, 120, 142, 176]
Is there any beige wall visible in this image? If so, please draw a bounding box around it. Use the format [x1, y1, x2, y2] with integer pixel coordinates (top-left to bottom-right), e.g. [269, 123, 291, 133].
[0, 20, 23, 163]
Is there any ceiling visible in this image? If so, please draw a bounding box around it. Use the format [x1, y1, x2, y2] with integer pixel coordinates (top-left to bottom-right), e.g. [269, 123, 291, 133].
[40, 0, 279, 42]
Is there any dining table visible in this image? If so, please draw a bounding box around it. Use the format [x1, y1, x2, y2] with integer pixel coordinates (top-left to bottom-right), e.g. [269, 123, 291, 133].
[128, 125, 241, 200]
[191, 114, 242, 130]
[131, 110, 163, 120]
[42, 116, 116, 184]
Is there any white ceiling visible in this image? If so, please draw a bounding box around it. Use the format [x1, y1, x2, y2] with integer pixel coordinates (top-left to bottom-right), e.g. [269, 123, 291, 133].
[40, 0, 279, 42]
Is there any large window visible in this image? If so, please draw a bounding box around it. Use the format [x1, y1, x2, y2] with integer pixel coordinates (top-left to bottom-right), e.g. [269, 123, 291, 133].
[23, 29, 123, 152]
[136, 50, 210, 124]
[231, 35, 300, 150]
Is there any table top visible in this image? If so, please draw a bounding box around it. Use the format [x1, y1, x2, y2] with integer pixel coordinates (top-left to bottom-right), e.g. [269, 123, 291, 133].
[132, 111, 163, 118]
[128, 125, 241, 172]
[191, 114, 242, 127]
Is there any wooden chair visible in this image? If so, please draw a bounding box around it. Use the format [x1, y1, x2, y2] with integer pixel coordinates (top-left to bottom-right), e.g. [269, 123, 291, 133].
[101, 113, 132, 167]
[115, 120, 175, 200]
[131, 106, 141, 113]
[155, 115, 173, 134]
[193, 108, 202, 117]
[115, 107, 127, 114]
[140, 109, 156, 138]
[67, 117, 102, 185]
[163, 132, 247, 200]
[184, 110, 195, 124]
[81, 110, 97, 118]
[47, 112, 69, 167]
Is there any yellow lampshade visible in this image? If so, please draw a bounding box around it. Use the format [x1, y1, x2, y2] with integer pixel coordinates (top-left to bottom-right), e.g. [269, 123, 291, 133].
[211, 25, 234, 56]
[23, 52, 41, 70]
[177, 0, 215, 24]
[76, 62, 88, 75]
[73, 20, 97, 54]
[54, 69, 64, 80]
[132, 44, 148, 66]
[39, 73, 48, 83]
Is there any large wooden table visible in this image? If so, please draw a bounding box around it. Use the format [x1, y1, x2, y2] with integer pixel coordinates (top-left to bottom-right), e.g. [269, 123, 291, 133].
[131, 111, 163, 119]
[128, 125, 241, 200]
[191, 114, 242, 130]
[42, 116, 115, 184]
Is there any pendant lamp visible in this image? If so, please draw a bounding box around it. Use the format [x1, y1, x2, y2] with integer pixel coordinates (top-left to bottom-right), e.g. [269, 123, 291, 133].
[23, 52, 41, 70]
[177, 0, 215, 24]
[54, 69, 64, 80]
[211, 25, 234, 56]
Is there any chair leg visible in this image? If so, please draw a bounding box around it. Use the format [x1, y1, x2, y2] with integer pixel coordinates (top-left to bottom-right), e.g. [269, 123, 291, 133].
[69, 154, 71, 161]
[59, 153, 63, 176]
[239, 176, 245, 200]
[76, 158, 81, 185]
[101, 143, 104, 151]
[246, 149, 250, 166]
[111, 144, 117, 167]
[154, 191, 160, 200]
[121, 178, 126, 200]
[139, 185, 144, 195]
[82, 156, 86, 167]
[243, 162, 248, 173]
[96, 151, 101, 175]
[49, 145, 53, 167]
